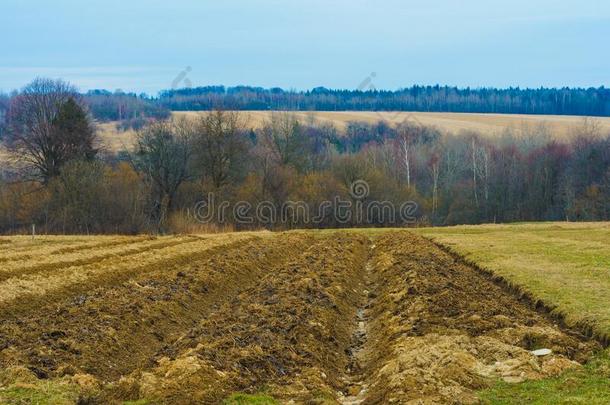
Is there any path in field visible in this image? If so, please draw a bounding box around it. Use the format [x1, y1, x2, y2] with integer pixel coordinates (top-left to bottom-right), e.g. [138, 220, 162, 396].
[338, 248, 373, 405]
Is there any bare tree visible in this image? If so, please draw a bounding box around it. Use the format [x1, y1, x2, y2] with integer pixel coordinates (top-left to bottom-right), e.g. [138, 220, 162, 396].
[468, 134, 492, 215]
[0, 93, 10, 140]
[6, 78, 96, 183]
[193, 110, 248, 189]
[396, 122, 435, 188]
[428, 149, 442, 215]
[260, 112, 311, 171]
[135, 119, 193, 231]
[397, 126, 413, 188]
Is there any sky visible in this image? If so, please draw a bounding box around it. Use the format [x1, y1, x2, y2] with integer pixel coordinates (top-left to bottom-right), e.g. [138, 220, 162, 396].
[1, 0, 609, 95]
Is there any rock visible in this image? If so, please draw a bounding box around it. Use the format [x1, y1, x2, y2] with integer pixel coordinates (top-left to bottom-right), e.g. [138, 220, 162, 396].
[531, 348, 552, 356]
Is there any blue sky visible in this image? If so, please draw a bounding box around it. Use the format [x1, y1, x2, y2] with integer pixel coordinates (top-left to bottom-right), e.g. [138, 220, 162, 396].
[1, 0, 609, 94]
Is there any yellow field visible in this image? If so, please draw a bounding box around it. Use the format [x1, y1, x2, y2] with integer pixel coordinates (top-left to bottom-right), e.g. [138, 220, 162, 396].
[96, 122, 138, 152]
[0, 146, 14, 167]
[176, 110, 610, 139]
[2, 111, 610, 158]
[1, 112, 603, 156]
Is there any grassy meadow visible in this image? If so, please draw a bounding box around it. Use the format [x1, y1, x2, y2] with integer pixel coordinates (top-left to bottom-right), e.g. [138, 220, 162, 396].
[90, 111, 610, 156]
[175, 111, 610, 139]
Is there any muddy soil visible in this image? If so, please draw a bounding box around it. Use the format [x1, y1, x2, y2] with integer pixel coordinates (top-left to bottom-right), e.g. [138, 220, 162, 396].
[361, 232, 599, 404]
[106, 232, 370, 404]
[0, 231, 599, 404]
[0, 234, 314, 382]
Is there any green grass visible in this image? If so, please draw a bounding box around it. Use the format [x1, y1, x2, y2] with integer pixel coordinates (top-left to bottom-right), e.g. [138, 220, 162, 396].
[0, 381, 80, 405]
[480, 348, 610, 404]
[414, 222, 610, 340]
[223, 393, 279, 405]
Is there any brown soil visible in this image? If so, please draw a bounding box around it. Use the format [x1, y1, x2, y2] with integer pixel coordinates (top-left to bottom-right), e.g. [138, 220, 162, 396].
[0, 233, 313, 382]
[0, 235, 192, 282]
[108, 232, 370, 404]
[0, 231, 599, 404]
[361, 232, 599, 404]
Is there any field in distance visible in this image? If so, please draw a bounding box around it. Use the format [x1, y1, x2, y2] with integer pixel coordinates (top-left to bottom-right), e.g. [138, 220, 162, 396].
[11, 111, 606, 155]
[176, 110, 610, 139]
[3, 111, 610, 158]
[0, 224, 609, 404]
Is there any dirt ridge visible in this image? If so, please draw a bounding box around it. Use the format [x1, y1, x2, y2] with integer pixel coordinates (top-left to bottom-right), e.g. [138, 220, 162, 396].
[425, 236, 610, 347]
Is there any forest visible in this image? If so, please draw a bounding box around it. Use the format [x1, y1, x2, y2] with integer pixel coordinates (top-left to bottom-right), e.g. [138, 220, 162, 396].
[158, 85, 610, 116]
[4, 84, 610, 131]
[0, 78, 609, 234]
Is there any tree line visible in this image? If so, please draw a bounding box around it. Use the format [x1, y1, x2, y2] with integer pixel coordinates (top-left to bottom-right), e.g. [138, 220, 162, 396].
[0, 78, 609, 234]
[158, 85, 610, 116]
[5, 84, 610, 133]
[83, 90, 170, 129]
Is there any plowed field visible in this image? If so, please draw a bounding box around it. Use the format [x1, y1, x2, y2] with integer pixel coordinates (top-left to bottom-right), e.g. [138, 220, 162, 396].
[0, 231, 600, 404]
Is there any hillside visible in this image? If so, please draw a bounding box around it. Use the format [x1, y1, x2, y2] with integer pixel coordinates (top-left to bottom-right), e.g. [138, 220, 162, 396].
[92, 111, 610, 153]
[176, 110, 610, 139]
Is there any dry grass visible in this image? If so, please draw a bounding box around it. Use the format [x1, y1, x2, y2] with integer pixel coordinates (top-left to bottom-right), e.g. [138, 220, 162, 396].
[4, 112, 605, 156]
[0, 235, 146, 260]
[0, 235, 188, 279]
[0, 145, 11, 161]
[0, 232, 261, 306]
[96, 121, 138, 152]
[176, 111, 610, 140]
[413, 222, 610, 341]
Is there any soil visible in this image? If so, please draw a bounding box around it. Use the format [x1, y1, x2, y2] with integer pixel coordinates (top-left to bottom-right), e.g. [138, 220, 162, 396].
[0, 234, 312, 381]
[0, 231, 600, 404]
[361, 232, 599, 404]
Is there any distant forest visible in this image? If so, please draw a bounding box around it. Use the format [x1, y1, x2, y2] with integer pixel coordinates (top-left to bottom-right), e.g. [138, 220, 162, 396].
[3, 86, 609, 133]
[157, 85, 610, 116]
[3, 85, 608, 129]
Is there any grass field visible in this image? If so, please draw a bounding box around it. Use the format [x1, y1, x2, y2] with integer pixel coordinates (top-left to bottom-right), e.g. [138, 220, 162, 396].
[175, 111, 610, 139]
[96, 122, 138, 152]
[0, 226, 608, 404]
[0, 146, 16, 170]
[0, 112, 605, 159]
